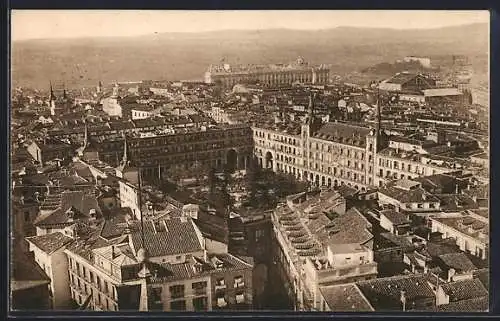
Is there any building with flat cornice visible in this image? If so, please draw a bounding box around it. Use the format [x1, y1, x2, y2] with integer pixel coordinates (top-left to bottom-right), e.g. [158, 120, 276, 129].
[205, 57, 329, 88]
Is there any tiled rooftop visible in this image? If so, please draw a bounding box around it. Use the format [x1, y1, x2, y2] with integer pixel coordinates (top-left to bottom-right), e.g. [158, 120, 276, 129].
[313, 122, 372, 147]
[441, 278, 488, 302]
[319, 283, 374, 311]
[379, 181, 440, 204]
[130, 217, 203, 257]
[431, 215, 488, 242]
[381, 210, 411, 226]
[438, 252, 477, 272]
[26, 232, 74, 254]
[149, 253, 252, 284]
[435, 296, 488, 312]
[356, 274, 435, 308]
[34, 191, 102, 228]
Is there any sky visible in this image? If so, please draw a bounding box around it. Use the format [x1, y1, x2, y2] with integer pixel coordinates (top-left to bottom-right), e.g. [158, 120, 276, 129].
[12, 10, 489, 41]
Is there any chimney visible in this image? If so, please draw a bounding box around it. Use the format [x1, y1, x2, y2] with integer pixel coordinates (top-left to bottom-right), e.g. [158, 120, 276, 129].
[400, 291, 406, 312]
[448, 268, 456, 282]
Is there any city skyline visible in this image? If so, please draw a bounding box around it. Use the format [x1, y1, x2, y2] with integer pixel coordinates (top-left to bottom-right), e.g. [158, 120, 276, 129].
[12, 10, 489, 41]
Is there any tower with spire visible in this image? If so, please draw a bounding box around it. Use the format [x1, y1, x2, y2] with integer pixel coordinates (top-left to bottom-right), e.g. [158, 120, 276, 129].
[62, 83, 68, 101]
[49, 81, 56, 115]
[366, 86, 387, 187]
[115, 133, 139, 184]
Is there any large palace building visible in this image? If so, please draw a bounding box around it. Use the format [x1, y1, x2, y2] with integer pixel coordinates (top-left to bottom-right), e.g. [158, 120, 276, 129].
[204, 57, 330, 88]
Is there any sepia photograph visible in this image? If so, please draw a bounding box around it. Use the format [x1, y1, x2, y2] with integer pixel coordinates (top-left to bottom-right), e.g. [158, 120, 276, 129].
[10, 10, 490, 313]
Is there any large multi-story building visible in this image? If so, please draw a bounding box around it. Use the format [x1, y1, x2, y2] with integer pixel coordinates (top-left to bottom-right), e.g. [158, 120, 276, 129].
[252, 94, 461, 191]
[271, 189, 377, 311]
[204, 57, 329, 88]
[90, 124, 254, 180]
[27, 213, 254, 311]
[253, 94, 382, 191]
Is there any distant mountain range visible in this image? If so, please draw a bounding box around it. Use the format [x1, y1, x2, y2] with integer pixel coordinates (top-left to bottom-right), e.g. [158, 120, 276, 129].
[11, 23, 488, 89]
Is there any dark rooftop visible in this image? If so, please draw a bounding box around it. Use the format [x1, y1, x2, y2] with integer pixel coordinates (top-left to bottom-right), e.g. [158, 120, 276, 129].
[438, 252, 477, 272]
[441, 278, 488, 302]
[11, 250, 51, 292]
[130, 217, 203, 257]
[319, 284, 374, 312]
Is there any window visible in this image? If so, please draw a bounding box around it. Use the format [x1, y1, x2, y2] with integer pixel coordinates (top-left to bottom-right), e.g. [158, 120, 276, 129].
[236, 293, 246, 304]
[255, 229, 265, 242]
[192, 296, 208, 310]
[170, 300, 186, 311]
[24, 211, 30, 222]
[234, 276, 244, 288]
[216, 296, 228, 308]
[192, 281, 207, 295]
[216, 278, 226, 288]
[151, 287, 162, 303]
[170, 285, 185, 299]
[417, 203, 423, 209]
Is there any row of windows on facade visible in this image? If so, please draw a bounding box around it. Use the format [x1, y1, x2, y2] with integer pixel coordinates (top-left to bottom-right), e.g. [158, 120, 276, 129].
[378, 170, 418, 181]
[165, 294, 246, 311]
[254, 131, 299, 146]
[166, 276, 245, 299]
[305, 167, 368, 183]
[69, 258, 118, 299]
[255, 141, 371, 161]
[69, 271, 118, 311]
[379, 157, 438, 175]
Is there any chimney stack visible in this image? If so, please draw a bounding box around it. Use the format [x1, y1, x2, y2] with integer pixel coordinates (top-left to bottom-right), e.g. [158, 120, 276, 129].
[400, 291, 406, 312]
[448, 268, 456, 282]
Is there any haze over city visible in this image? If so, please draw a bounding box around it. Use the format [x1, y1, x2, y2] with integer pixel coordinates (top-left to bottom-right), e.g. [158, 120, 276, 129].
[12, 10, 489, 41]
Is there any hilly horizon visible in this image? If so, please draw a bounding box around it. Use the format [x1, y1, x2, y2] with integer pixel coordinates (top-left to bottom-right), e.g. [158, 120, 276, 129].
[12, 23, 488, 89]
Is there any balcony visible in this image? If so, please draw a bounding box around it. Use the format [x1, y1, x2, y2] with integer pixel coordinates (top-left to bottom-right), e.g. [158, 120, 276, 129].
[234, 281, 245, 289]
